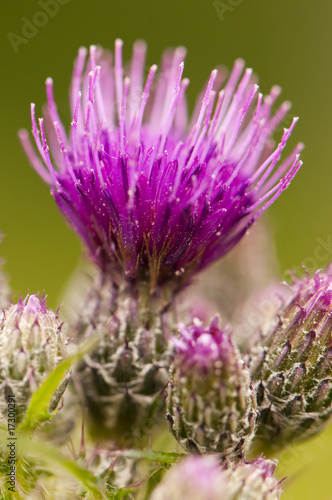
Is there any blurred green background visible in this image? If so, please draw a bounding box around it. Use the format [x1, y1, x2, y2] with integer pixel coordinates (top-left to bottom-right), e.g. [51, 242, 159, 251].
[1, 0, 332, 497]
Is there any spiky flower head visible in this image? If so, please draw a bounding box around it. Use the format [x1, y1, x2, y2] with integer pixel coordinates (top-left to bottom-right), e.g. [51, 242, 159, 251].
[149, 455, 281, 500]
[20, 40, 302, 290]
[248, 267, 332, 451]
[166, 317, 257, 462]
[0, 294, 69, 423]
[225, 457, 282, 500]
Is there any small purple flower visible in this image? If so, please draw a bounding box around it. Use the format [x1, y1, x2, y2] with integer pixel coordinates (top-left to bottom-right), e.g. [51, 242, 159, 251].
[20, 40, 302, 287]
[149, 455, 282, 500]
[167, 317, 257, 460]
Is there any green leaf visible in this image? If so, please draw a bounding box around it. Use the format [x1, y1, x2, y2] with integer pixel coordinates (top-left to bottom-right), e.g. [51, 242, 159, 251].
[0, 427, 104, 499]
[110, 487, 134, 500]
[18, 335, 100, 431]
[19, 357, 72, 430]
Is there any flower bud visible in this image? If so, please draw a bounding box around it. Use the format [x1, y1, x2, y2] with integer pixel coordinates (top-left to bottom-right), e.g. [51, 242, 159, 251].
[73, 275, 173, 444]
[247, 268, 332, 450]
[167, 317, 257, 463]
[149, 455, 281, 500]
[0, 294, 69, 423]
[225, 457, 282, 499]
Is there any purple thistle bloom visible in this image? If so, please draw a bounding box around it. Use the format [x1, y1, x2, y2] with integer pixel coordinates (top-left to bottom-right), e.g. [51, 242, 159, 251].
[20, 40, 302, 288]
[167, 317, 257, 459]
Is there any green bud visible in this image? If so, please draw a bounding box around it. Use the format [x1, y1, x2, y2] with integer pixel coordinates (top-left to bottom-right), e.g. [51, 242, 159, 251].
[167, 317, 257, 463]
[248, 269, 332, 451]
[72, 274, 176, 445]
[0, 294, 69, 423]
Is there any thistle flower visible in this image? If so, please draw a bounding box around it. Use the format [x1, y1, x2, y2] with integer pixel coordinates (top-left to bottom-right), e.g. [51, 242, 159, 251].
[149, 455, 281, 500]
[247, 267, 332, 451]
[20, 40, 302, 290]
[0, 294, 69, 424]
[166, 317, 257, 462]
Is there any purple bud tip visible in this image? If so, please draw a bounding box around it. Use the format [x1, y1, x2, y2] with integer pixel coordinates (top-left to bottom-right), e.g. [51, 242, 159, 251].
[291, 267, 332, 316]
[247, 456, 278, 477]
[24, 294, 47, 315]
[173, 316, 233, 371]
[16, 293, 48, 317]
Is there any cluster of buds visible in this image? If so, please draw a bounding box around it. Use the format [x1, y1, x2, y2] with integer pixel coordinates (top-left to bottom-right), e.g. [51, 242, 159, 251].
[167, 317, 257, 463]
[18, 38, 302, 453]
[0, 294, 69, 424]
[247, 268, 332, 451]
[16, 36, 332, 498]
[150, 455, 281, 500]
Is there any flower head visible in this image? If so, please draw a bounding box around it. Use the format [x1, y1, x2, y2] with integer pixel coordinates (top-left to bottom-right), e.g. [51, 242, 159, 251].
[167, 317, 257, 462]
[149, 456, 228, 500]
[248, 266, 332, 450]
[20, 40, 302, 288]
[0, 294, 69, 423]
[149, 455, 281, 500]
[225, 457, 282, 499]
